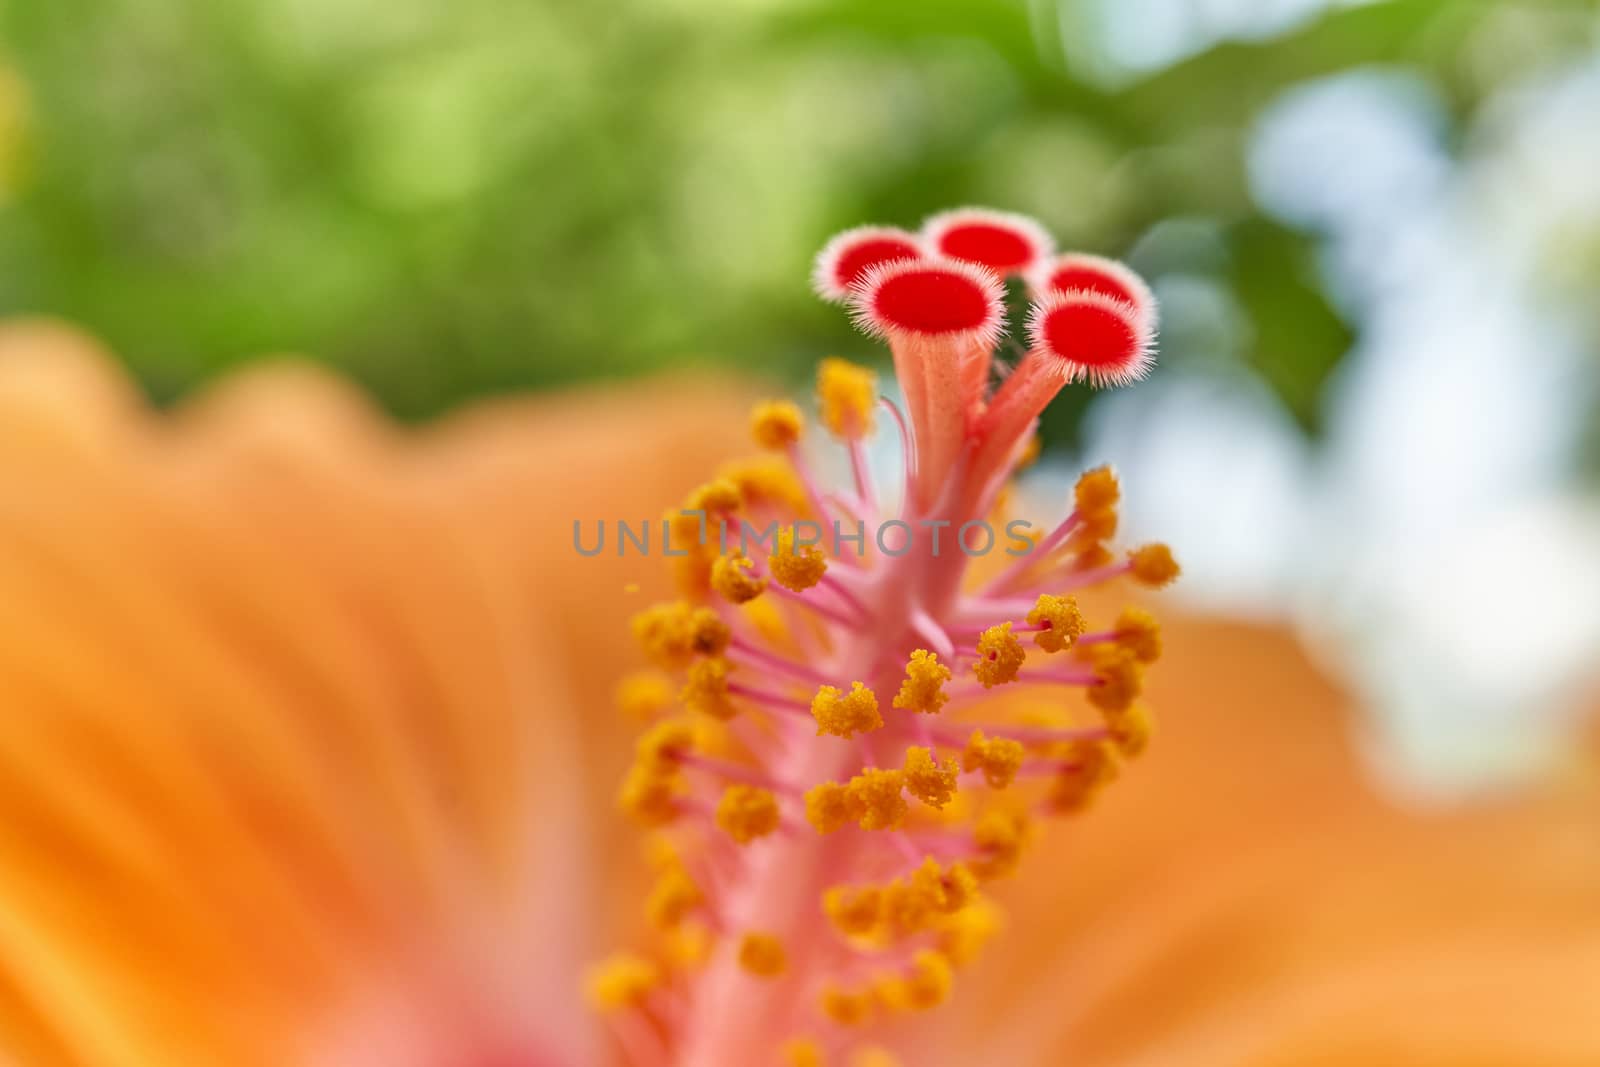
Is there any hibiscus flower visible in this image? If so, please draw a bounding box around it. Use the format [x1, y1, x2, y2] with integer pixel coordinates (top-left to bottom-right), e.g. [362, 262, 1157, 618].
[0, 209, 1593, 1067]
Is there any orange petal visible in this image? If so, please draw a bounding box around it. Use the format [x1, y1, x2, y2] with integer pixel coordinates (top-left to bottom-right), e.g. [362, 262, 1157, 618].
[930, 621, 1600, 1066]
[0, 333, 754, 1066]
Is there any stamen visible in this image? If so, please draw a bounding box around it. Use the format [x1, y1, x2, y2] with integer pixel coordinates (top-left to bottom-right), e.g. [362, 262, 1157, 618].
[973, 623, 1025, 688]
[711, 551, 767, 605]
[751, 400, 805, 451]
[737, 932, 789, 978]
[811, 682, 884, 739]
[817, 358, 879, 440]
[714, 784, 783, 844]
[902, 746, 960, 808]
[891, 649, 952, 716]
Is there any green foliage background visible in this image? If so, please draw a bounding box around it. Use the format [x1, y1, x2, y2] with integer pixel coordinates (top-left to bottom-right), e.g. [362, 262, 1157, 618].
[1, 0, 1596, 448]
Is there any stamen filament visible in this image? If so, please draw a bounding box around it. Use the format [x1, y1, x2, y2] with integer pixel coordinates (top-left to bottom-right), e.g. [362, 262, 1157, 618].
[880, 395, 918, 490]
[909, 609, 955, 661]
[785, 442, 838, 530]
[677, 751, 797, 795]
[981, 510, 1081, 594]
[766, 582, 865, 629]
[726, 682, 813, 717]
[848, 438, 877, 514]
[819, 572, 872, 619]
[729, 636, 831, 686]
[1053, 560, 1134, 592]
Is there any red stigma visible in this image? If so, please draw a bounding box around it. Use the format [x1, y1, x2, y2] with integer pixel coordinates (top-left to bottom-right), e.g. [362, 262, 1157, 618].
[1047, 264, 1135, 304]
[923, 208, 1052, 276]
[1031, 253, 1157, 331]
[860, 262, 1002, 340]
[1030, 293, 1153, 387]
[813, 225, 925, 303]
[835, 238, 921, 291]
[937, 225, 1035, 273]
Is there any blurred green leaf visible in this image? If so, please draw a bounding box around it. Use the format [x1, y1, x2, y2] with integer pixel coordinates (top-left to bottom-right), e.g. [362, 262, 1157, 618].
[0, 0, 1590, 459]
[1225, 219, 1350, 433]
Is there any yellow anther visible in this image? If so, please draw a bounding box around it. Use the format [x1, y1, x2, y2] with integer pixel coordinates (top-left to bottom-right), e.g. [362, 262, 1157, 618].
[937, 899, 1003, 966]
[686, 479, 742, 515]
[711, 550, 767, 604]
[768, 526, 828, 591]
[891, 649, 951, 715]
[635, 718, 693, 774]
[737, 931, 788, 978]
[585, 953, 661, 1012]
[1114, 607, 1162, 663]
[689, 608, 732, 655]
[823, 885, 883, 937]
[817, 357, 878, 439]
[741, 596, 788, 647]
[902, 746, 960, 809]
[1070, 508, 1119, 547]
[882, 880, 935, 936]
[643, 835, 681, 873]
[847, 768, 908, 831]
[631, 602, 731, 669]
[961, 729, 1025, 789]
[969, 810, 1030, 881]
[973, 623, 1025, 688]
[646, 862, 702, 929]
[1026, 594, 1085, 653]
[811, 682, 882, 738]
[715, 784, 781, 844]
[618, 766, 680, 826]
[752, 400, 805, 450]
[665, 923, 712, 970]
[1087, 645, 1143, 713]
[1075, 543, 1114, 570]
[1106, 702, 1155, 759]
[718, 456, 809, 515]
[877, 950, 954, 1013]
[804, 780, 863, 834]
[682, 656, 738, 720]
[820, 985, 874, 1027]
[1047, 740, 1121, 814]
[1074, 465, 1120, 516]
[615, 671, 674, 721]
[909, 857, 978, 914]
[783, 1038, 825, 1067]
[1129, 542, 1180, 587]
